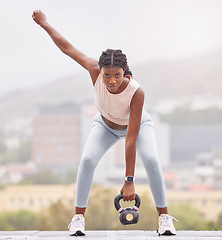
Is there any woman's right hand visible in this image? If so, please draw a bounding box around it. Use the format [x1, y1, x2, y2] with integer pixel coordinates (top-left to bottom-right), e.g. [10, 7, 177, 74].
[120, 181, 135, 202]
[32, 10, 47, 26]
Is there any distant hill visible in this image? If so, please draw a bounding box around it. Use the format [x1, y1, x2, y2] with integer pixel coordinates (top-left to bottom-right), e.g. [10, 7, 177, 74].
[0, 49, 221, 124]
[132, 49, 222, 105]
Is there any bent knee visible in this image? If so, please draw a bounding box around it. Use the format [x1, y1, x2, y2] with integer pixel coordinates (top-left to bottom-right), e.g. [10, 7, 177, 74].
[141, 152, 160, 171]
[80, 155, 97, 171]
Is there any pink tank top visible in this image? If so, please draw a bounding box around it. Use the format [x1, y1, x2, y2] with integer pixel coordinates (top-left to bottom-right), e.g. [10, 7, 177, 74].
[94, 73, 140, 125]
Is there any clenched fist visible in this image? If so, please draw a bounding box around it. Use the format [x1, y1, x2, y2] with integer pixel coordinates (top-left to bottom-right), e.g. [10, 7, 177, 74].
[32, 10, 47, 26]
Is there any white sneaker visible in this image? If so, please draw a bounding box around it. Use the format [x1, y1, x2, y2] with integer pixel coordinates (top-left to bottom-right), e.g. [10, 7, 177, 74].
[68, 214, 85, 236]
[158, 214, 178, 236]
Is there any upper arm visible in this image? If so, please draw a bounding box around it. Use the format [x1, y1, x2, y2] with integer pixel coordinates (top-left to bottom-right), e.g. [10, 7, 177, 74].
[62, 43, 100, 84]
[126, 87, 144, 144]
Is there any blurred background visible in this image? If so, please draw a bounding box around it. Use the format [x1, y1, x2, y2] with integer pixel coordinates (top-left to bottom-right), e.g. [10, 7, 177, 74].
[0, 0, 222, 231]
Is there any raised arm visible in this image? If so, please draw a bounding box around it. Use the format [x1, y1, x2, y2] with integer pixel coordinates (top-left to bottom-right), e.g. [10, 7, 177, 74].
[32, 10, 100, 84]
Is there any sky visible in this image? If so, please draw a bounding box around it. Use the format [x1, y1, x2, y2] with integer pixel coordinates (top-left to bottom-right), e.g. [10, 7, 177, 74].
[0, 0, 222, 96]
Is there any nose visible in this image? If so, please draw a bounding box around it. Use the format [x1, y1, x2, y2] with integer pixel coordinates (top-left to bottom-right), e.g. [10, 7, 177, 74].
[109, 77, 116, 85]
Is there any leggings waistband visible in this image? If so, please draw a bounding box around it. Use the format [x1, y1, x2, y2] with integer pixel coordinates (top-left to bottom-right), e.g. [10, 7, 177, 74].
[93, 110, 153, 138]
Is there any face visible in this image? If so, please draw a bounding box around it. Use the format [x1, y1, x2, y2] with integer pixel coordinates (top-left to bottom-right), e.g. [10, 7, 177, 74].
[101, 66, 125, 93]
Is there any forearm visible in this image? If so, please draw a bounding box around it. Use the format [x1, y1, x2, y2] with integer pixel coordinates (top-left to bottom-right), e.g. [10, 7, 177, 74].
[33, 10, 99, 76]
[121, 140, 136, 201]
[40, 22, 81, 57]
[125, 140, 136, 177]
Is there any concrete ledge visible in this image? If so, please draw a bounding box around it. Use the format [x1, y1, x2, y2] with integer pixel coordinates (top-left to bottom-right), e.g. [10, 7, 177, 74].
[0, 231, 221, 240]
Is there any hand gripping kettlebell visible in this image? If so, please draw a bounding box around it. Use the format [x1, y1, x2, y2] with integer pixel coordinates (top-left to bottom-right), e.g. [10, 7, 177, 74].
[114, 193, 141, 225]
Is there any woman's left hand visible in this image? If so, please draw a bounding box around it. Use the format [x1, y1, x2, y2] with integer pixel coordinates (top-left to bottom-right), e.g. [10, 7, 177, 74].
[120, 182, 135, 201]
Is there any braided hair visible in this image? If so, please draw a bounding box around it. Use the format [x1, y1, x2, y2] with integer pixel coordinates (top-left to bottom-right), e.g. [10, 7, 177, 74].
[98, 49, 132, 77]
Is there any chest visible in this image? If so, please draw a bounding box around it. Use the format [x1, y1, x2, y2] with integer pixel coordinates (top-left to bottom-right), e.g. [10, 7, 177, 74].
[95, 90, 131, 116]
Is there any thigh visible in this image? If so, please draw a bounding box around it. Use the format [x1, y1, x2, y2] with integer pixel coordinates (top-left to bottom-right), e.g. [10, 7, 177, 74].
[136, 123, 159, 166]
[81, 119, 119, 163]
[137, 123, 157, 152]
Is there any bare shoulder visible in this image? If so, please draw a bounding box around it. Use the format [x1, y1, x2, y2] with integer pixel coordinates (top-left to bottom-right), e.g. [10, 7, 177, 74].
[131, 87, 145, 108]
[134, 87, 144, 97]
[88, 65, 101, 85]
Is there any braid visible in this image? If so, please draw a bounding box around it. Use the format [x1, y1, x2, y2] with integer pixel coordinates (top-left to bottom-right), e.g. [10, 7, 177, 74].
[98, 49, 133, 77]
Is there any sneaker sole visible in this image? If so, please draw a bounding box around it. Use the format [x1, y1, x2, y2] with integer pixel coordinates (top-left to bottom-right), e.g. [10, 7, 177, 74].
[158, 230, 176, 236]
[157, 230, 176, 236]
[70, 230, 85, 236]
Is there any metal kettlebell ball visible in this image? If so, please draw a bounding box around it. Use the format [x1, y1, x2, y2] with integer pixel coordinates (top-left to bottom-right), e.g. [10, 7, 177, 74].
[114, 193, 141, 225]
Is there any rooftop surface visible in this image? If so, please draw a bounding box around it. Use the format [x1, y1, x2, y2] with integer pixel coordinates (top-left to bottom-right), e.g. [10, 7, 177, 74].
[0, 231, 221, 240]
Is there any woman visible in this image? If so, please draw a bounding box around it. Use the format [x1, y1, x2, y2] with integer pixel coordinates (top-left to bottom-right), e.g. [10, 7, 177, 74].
[32, 10, 177, 236]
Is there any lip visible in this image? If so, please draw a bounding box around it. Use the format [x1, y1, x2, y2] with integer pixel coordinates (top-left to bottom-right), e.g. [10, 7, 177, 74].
[106, 84, 119, 92]
[107, 86, 118, 93]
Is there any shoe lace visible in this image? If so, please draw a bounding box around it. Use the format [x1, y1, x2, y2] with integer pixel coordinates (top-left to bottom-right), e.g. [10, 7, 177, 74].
[160, 215, 178, 227]
[68, 215, 83, 229]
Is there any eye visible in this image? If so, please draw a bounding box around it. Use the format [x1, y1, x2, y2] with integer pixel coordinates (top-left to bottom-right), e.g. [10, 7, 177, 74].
[115, 74, 120, 77]
[104, 73, 110, 77]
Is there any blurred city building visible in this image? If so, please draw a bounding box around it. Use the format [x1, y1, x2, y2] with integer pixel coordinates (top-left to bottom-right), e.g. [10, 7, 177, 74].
[170, 126, 222, 166]
[0, 162, 36, 185]
[0, 184, 221, 221]
[194, 149, 222, 189]
[0, 185, 74, 212]
[29, 101, 222, 190]
[32, 103, 81, 176]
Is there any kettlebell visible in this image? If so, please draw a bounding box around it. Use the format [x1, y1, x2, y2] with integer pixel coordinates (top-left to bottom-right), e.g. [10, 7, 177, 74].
[114, 193, 141, 225]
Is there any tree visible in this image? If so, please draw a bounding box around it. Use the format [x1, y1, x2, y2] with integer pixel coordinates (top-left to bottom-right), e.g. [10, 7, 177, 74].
[216, 212, 222, 230]
[17, 141, 31, 163]
[85, 185, 157, 230]
[168, 204, 213, 230]
[0, 186, 217, 231]
[0, 210, 37, 230]
[0, 141, 7, 155]
[0, 141, 31, 164]
[160, 106, 222, 126]
[61, 169, 77, 184]
[31, 169, 60, 184]
[36, 200, 73, 230]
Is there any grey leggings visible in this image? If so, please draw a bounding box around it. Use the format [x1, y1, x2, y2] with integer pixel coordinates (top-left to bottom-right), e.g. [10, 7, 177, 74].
[75, 111, 167, 208]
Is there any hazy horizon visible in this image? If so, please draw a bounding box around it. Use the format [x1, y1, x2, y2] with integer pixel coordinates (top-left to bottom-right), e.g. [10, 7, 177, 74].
[1, 0, 222, 96]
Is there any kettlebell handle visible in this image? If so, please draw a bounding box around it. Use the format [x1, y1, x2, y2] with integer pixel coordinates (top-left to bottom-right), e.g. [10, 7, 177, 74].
[114, 193, 141, 212]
